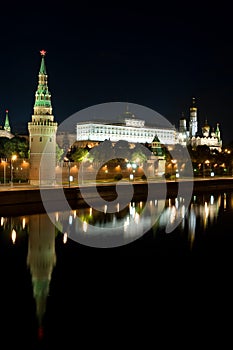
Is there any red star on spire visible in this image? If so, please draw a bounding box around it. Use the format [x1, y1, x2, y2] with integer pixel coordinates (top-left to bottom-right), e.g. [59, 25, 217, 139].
[40, 50, 46, 56]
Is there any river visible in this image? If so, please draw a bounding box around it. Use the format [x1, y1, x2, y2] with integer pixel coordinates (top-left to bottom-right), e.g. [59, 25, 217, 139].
[1, 188, 233, 348]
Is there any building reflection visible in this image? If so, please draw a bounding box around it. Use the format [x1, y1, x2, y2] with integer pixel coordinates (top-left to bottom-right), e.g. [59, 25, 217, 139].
[1, 189, 233, 339]
[26, 213, 56, 338]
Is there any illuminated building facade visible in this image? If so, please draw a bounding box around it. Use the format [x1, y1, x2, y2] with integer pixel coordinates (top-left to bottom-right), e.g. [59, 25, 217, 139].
[76, 111, 176, 146]
[177, 98, 222, 151]
[28, 50, 58, 185]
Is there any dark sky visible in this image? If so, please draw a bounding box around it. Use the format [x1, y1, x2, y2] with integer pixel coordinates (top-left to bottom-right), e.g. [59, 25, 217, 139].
[0, 1, 232, 143]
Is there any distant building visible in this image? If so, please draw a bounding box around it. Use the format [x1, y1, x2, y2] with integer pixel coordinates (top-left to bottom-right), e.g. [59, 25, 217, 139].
[0, 109, 14, 139]
[177, 98, 222, 152]
[76, 109, 176, 146]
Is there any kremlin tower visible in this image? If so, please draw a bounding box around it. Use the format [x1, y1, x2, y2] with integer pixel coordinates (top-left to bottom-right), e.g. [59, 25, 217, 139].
[189, 97, 198, 137]
[28, 50, 57, 185]
[4, 109, 11, 133]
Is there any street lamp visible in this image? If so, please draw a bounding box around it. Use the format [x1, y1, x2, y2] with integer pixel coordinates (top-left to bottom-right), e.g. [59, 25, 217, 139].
[127, 162, 137, 181]
[11, 155, 17, 187]
[64, 157, 71, 187]
[1, 159, 7, 184]
[171, 159, 177, 180]
[203, 159, 210, 177]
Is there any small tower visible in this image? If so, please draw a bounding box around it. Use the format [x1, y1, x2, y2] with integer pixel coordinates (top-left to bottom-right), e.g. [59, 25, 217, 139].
[28, 50, 58, 185]
[150, 135, 166, 176]
[189, 97, 198, 137]
[179, 112, 187, 133]
[202, 119, 210, 138]
[215, 123, 221, 142]
[4, 109, 11, 132]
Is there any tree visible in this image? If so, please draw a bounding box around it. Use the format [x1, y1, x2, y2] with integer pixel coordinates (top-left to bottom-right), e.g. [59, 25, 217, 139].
[0, 136, 29, 158]
[113, 140, 131, 161]
[70, 147, 89, 162]
[56, 144, 64, 162]
[89, 140, 114, 164]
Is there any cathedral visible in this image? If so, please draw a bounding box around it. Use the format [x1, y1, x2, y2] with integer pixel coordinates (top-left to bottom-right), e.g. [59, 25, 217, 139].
[177, 97, 222, 152]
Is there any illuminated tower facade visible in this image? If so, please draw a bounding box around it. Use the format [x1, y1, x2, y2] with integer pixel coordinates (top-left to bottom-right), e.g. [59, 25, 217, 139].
[28, 50, 57, 185]
[189, 97, 198, 137]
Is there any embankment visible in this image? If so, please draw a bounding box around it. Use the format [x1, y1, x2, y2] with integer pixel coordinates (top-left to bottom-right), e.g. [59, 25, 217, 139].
[1, 178, 233, 216]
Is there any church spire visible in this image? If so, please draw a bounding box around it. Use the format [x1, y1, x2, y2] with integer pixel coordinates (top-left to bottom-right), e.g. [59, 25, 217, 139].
[4, 109, 11, 132]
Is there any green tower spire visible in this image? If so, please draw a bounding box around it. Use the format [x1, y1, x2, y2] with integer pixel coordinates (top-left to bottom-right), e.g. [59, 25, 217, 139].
[4, 109, 11, 132]
[215, 123, 221, 141]
[34, 50, 52, 113]
[39, 50, 47, 75]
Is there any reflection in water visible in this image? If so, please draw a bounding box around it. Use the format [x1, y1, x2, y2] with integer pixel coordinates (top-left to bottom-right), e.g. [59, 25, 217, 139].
[26, 214, 56, 339]
[1, 190, 233, 345]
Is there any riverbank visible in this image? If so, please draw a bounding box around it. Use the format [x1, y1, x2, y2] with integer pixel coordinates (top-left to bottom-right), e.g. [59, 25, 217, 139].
[1, 177, 233, 216]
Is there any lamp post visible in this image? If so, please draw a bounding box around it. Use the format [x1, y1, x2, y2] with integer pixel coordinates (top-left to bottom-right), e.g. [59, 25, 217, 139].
[1, 159, 6, 184]
[127, 162, 137, 181]
[171, 159, 177, 180]
[203, 160, 210, 178]
[11, 155, 17, 187]
[64, 157, 71, 187]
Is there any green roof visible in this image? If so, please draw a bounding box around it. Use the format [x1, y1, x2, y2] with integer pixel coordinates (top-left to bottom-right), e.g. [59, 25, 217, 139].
[39, 56, 47, 75]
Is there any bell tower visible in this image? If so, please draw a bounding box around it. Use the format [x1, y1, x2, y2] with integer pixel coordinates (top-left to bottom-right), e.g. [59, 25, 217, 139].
[28, 50, 58, 185]
[189, 97, 198, 137]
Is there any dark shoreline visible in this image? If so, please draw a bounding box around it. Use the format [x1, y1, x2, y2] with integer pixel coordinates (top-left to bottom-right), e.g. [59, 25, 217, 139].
[1, 178, 233, 216]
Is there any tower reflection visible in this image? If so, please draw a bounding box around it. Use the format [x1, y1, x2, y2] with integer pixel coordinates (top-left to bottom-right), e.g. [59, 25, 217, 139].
[27, 213, 56, 339]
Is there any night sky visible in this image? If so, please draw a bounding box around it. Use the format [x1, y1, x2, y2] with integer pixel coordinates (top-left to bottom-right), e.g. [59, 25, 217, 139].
[0, 2, 232, 143]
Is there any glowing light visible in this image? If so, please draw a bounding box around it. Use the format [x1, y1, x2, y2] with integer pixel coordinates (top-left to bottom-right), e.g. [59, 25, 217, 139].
[63, 232, 68, 244]
[89, 207, 92, 216]
[170, 206, 176, 224]
[224, 193, 227, 209]
[55, 212, 59, 221]
[134, 212, 140, 224]
[210, 195, 214, 205]
[104, 205, 107, 214]
[40, 49, 46, 56]
[83, 221, 88, 232]
[69, 215, 73, 225]
[1, 217, 4, 226]
[22, 217, 26, 229]
[11, 229, 16, 244]
[204, 202, 209, 217]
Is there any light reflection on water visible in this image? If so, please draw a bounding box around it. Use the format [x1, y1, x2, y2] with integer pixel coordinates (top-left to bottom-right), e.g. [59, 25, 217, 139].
[1, 190, 233, 346]
[0, 191, 229, 251]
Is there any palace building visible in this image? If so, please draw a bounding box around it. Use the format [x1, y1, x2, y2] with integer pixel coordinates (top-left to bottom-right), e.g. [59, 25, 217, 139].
[75, 109, 176, 146]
